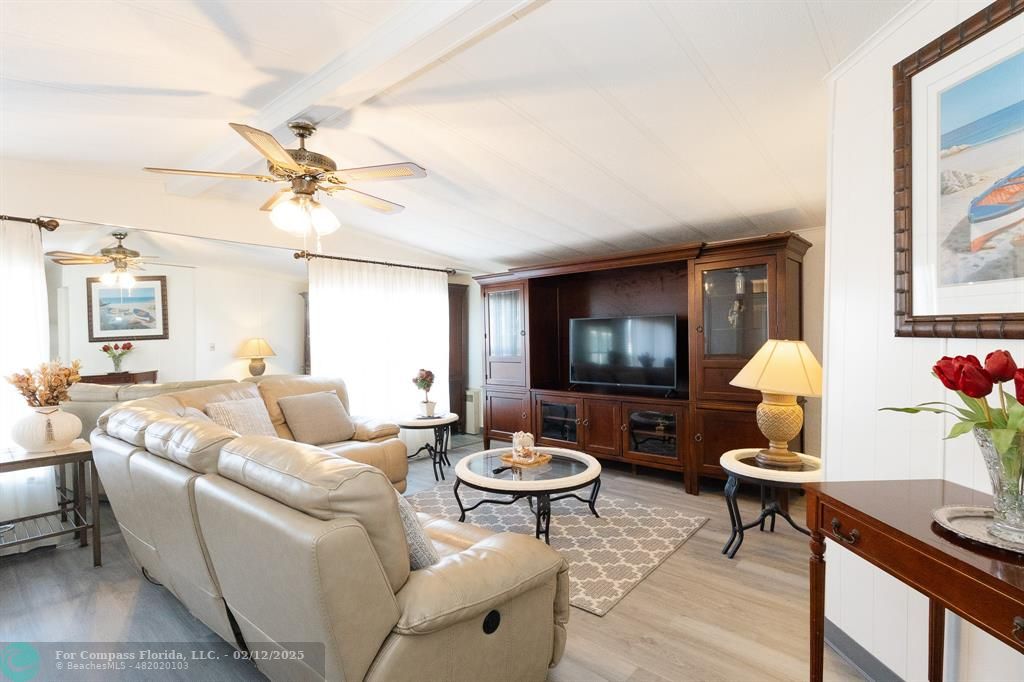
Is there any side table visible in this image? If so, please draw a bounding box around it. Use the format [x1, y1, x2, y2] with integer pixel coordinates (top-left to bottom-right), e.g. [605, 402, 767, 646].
[397, 413, 459, 481]
[719, 448, 821, 559]
[0, 438, 101, 566]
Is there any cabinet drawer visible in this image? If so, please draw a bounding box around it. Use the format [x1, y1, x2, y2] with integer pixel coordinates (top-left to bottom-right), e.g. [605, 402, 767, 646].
[819, 502, 1024, 651]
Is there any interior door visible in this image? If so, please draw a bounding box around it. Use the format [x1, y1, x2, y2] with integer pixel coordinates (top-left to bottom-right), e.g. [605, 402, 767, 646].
[582, 399, 621, 457]
[483, 283, 527, 387]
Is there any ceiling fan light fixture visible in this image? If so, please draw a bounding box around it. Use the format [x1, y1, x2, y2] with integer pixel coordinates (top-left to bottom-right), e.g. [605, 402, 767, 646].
[100, 269, 135, 289]
[310, 201, 340, 236]
[269, 195, 312, 236]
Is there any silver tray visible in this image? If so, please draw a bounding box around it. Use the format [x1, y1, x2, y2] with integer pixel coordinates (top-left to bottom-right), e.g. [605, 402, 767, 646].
[931, 505, 1024, 555]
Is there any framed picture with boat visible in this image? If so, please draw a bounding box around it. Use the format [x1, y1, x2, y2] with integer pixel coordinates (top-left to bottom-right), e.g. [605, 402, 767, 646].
[893, 1, 1024, 338]
[87, 275, 169, 342]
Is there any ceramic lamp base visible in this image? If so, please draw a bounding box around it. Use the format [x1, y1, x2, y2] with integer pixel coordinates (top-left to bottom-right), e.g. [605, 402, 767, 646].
[248, 358, 266, 376]
[754, 393, 804, 470]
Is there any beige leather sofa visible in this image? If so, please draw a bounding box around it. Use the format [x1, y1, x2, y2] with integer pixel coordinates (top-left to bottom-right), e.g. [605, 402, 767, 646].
[91, 383, 569, 681]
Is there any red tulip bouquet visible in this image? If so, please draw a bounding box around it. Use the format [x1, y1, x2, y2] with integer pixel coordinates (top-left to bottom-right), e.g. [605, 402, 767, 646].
[100, 342, 133, 372]
[883, 350, 1024, 542]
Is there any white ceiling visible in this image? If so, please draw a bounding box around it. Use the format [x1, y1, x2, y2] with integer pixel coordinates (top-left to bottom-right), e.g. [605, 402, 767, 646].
[1, 0, 908, 271]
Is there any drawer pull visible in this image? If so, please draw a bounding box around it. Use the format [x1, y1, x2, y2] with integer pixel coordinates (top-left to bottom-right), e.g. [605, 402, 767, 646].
[694, 433, 703, 443]
[1014, 616, 1024, 644]
[831, 518, 860, 545]
[583, 419, 590, 427]
[620, 423, 627, 432]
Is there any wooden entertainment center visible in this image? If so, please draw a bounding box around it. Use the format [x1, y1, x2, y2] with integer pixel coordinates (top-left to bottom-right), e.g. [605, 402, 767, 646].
[475, 232, 809, 495]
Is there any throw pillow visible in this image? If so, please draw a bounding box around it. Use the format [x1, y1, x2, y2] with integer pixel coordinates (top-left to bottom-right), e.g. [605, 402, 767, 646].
[395, 492, 440, 570]
[183, 407, 213, 423]
[205, 398, 276, 437]
[278, 391, 355, 445]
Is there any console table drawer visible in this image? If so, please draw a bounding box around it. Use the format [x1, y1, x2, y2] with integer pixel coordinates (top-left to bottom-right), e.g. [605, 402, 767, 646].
[819, 500, 1024, 651]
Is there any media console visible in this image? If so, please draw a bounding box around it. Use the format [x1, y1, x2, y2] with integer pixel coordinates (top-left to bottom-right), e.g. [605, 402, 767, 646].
[475, 232, 809, 495]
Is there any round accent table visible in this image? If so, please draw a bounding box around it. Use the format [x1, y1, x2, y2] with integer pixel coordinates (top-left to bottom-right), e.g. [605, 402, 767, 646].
[397, 413, 459, 482]
[719, 448, 822, 559]
[454, 447, 602, 544]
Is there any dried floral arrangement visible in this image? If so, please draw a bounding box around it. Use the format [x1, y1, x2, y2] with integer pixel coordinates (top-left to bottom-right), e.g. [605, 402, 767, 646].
[5, 360, 82, 407]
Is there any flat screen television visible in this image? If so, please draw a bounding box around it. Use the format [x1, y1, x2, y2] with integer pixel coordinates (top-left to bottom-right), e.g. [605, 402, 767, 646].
[569, 314, 677, 389]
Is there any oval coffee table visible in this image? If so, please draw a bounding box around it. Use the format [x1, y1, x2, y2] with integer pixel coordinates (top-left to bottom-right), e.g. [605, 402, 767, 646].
[454, 447, 601, 544]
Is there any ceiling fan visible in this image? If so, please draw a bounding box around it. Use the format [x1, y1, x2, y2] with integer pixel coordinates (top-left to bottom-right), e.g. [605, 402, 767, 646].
[46, 231, 156, 288]
[144, 121, 426, 237]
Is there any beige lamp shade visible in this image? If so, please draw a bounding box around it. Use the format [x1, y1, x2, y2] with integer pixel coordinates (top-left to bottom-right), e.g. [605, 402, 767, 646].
[237, 338, 276, 359]
[730, 339, 822, 397]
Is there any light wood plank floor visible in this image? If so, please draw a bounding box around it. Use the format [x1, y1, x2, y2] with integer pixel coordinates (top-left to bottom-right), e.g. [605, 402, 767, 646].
[0, 438, 864, 681]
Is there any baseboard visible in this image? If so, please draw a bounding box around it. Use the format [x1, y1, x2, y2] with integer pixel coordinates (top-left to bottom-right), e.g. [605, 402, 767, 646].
[825, 619, 903, 682]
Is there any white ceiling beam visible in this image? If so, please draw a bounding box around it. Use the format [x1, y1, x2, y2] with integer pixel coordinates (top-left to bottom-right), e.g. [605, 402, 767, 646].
[165, 0, 538, 196]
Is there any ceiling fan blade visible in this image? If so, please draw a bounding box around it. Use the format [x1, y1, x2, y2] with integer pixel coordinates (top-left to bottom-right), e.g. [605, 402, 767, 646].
[45, 250, 101, 259]
[52, 258, 111, 265]
[144, 167, 279, 182]
[324, 186, 405, 214]
[259, 187, 292, 212]
[325, 162, 426, 184]
[228, 123, 303, 173]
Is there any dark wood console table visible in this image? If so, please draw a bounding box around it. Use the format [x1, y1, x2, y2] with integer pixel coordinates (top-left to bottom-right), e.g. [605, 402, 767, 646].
[806, 480, 1024, 682]
[79, 370, 157, 385]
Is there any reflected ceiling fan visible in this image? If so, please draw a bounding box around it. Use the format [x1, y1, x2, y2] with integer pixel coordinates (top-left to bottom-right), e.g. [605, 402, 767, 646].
[46, 232, 156, 288]
[144, 121, 426, 237]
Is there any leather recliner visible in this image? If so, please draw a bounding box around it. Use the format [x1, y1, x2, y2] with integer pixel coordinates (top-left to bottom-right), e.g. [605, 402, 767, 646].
[91, 387, 569, 682]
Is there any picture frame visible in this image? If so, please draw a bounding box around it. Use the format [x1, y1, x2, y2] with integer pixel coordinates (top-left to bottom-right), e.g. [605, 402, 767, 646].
[86, 275, 170, 342]
[893, 0, 1023, 338]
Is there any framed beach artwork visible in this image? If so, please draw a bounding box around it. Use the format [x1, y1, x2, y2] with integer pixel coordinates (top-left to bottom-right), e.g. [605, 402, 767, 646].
[894, 1, 1024, 337]
[86, 275, 169, 342]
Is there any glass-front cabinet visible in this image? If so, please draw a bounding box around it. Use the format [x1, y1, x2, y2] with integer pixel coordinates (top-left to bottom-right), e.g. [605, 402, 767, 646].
[693, 256, 777, 402]
[621, 402, 685, 465]
[534, 394, 581, 448]
[483, 283, 526, 387]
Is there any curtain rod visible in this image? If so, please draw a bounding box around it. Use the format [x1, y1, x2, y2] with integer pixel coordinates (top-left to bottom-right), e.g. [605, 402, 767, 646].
[0, 215, 59, 231]
[294, 250, 457, 275]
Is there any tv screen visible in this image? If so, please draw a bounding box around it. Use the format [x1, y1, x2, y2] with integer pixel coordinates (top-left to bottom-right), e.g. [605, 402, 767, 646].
[569, 315, 677, 389]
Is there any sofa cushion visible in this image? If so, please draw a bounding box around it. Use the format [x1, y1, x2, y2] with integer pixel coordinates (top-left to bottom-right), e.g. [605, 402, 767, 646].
[278, 391, 355, 445]
[144, 417, 237, 474]
[68, 383, 123, 402]
[206, 397, 276, 437]
[103, 406, 179, 446]
[183, 407, 213, 423]
[255, 377, 351, 439]
[395, 493, 439, 570]
[118, 379, 235, 401]
[352, 416, 401, 441]
[217, 435, 410, 591]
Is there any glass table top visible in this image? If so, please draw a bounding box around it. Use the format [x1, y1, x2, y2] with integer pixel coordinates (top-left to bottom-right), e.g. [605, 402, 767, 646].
[464, 450, 591, 483]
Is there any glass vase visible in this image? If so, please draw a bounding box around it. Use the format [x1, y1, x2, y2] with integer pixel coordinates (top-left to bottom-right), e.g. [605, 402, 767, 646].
[974, 427, 1024, 544]
[111, 355, 122, 373]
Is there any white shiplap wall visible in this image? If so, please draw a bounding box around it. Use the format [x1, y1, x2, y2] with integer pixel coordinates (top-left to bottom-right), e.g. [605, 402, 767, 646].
[825, 1, 1024, 679]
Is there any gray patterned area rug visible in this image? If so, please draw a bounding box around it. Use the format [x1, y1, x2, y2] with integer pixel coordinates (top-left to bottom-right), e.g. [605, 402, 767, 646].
[408, 486, 707, 616]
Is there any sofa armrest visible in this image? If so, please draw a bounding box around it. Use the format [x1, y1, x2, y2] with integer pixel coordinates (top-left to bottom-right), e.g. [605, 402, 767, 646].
[394, 533, 567, 635]
[351, 415, 400, 441]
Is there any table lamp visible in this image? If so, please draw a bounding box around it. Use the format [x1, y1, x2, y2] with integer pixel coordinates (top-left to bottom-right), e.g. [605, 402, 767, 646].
[238, 338, 276, 376]
[729, 339, 822, 470]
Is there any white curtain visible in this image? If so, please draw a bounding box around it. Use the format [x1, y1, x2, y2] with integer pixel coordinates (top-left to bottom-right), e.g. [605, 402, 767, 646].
[0, 221, 55, 554]
[308, 258, 449, 451]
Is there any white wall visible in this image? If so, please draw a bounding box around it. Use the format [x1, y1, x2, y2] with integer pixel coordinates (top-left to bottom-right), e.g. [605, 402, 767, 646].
[824, 2, 1024, 679]
[53, 261, 304, 381]
[797, 225, 826, 457]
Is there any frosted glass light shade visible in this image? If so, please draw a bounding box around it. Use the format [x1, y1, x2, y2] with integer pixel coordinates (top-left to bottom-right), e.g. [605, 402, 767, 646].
[730, 339, 822, 397]
[99, 270, 135, 289]
[237, 337, 276, 359]
[269, 194, 340, 237]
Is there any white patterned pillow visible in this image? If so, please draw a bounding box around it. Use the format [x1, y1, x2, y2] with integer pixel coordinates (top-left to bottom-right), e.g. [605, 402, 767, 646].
[395, 491, 439, 570]
[205, 398, 276, 437]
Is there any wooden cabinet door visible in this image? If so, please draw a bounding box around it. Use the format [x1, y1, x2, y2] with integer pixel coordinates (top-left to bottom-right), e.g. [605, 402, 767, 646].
[483, 283, 527, 387]
[693, 407, 762, 476]
[534, 393, 582, 448]
[691, 256, 776, 403]
[621, 402, 686, 466]
[485, 390, 530, 443]
[582, 399, 621, 457]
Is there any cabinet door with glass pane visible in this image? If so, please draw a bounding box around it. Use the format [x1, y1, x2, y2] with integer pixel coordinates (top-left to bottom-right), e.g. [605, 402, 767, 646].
[692, 257, 776, 402]
[483, 283, 527, 387]
[620, 402, 685, 465]
[534, 394, 582, 448]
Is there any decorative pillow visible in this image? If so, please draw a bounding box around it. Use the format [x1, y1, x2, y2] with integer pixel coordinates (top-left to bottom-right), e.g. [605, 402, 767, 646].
[183, 407, 213, 423]
[205, 398, 276, 437]
[278, 391, 355, 445]
[395, 492, 439, 570]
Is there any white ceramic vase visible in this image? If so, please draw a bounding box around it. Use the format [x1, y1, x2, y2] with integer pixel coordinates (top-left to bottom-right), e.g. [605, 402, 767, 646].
[420, 401, 437, 417]
[10, 407, 82, 452]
